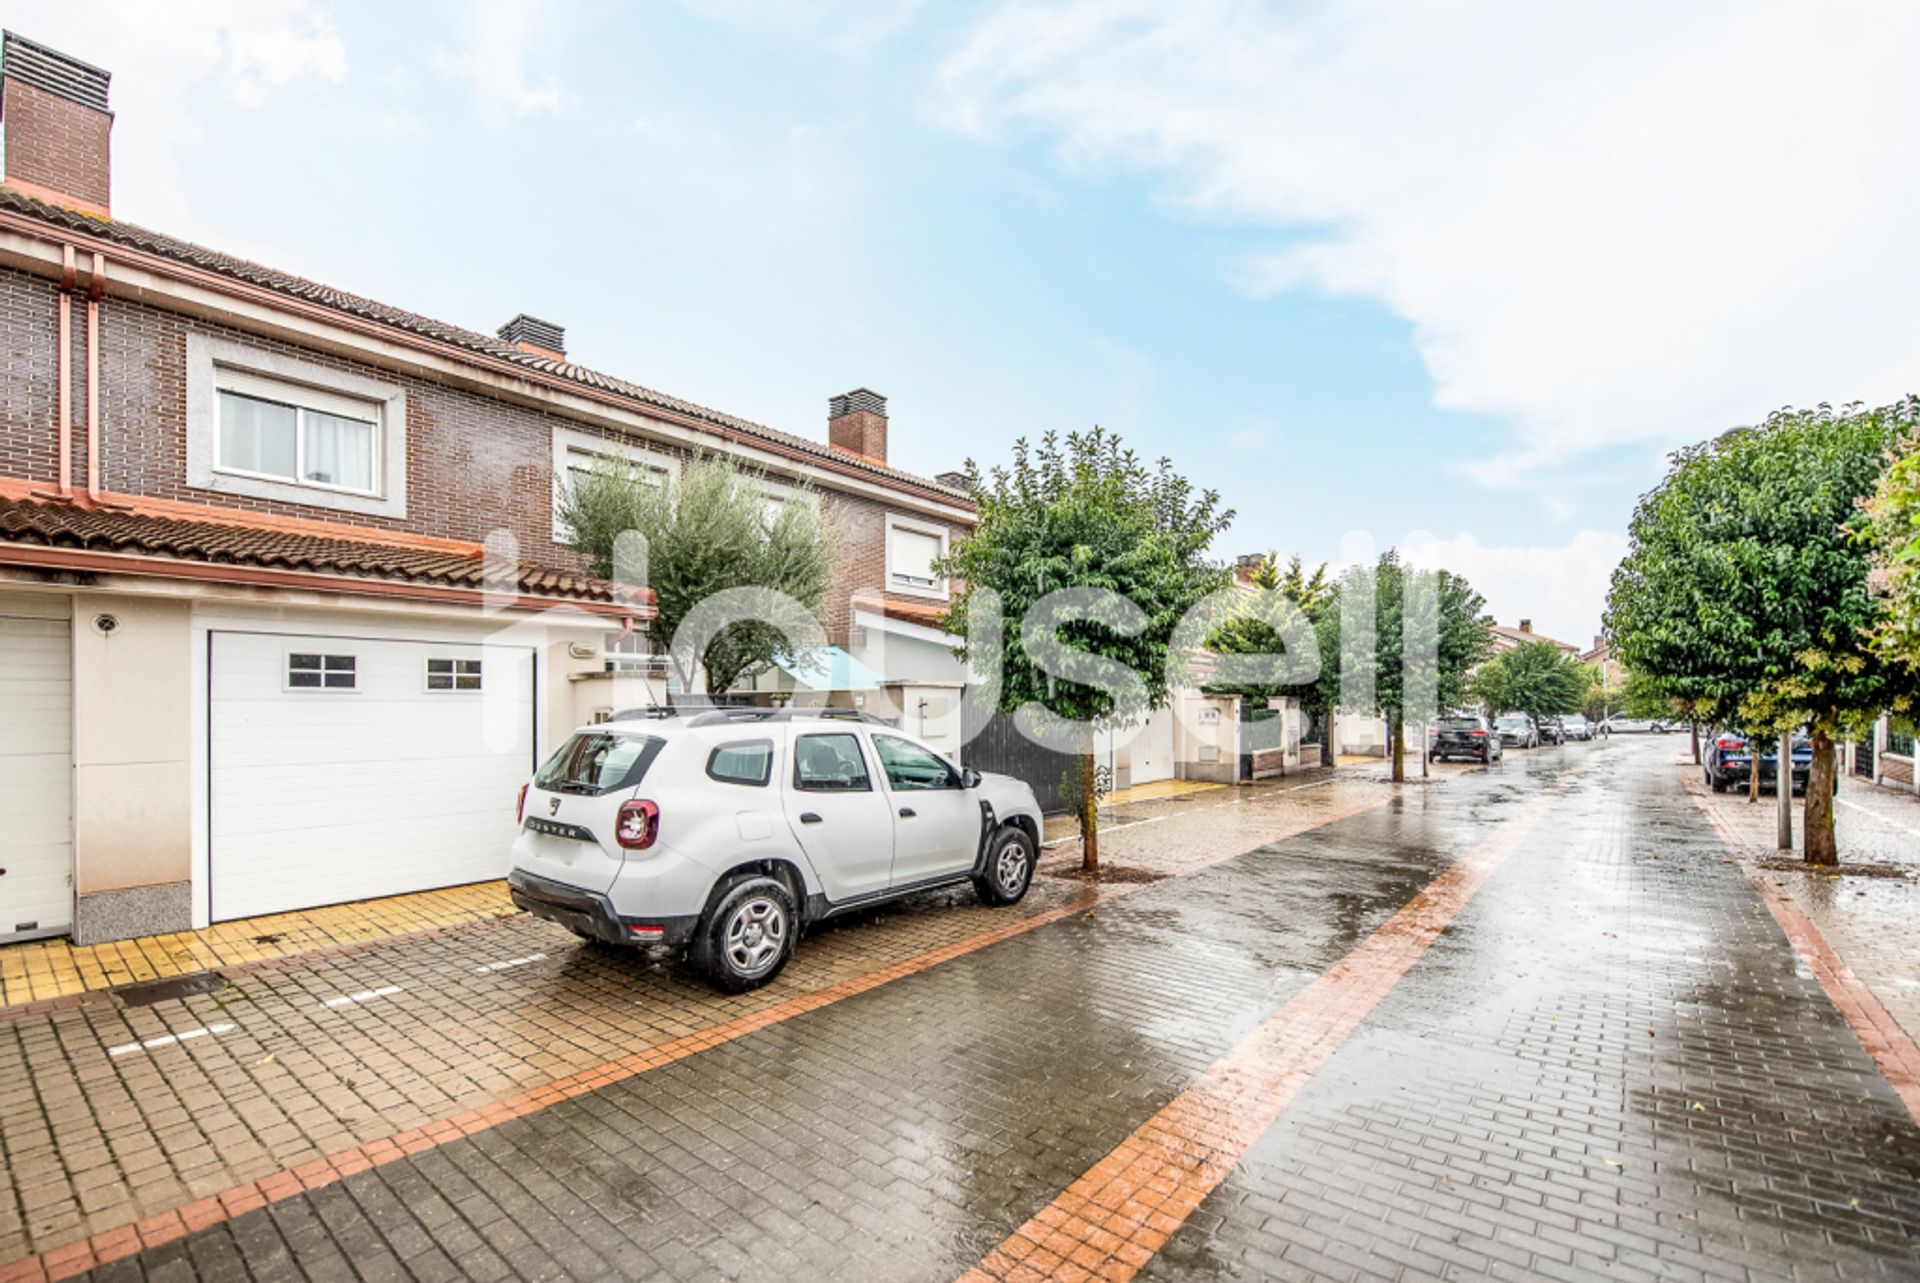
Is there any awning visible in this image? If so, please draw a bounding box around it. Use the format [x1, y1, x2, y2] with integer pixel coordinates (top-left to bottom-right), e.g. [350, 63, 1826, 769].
[773, 645, 888, 691]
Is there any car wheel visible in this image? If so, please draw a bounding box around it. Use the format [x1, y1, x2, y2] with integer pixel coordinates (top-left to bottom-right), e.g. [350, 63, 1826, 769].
[1709, 773, 1726, 793]
[974, 824, 1037, 907]
[692, 874, 796, 993]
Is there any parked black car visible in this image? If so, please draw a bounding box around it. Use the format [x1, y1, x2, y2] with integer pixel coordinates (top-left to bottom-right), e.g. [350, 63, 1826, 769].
[1431, 716, 1504, 763]
[1539, 717, 1567, 746]
[1704, 731, 1812, 794]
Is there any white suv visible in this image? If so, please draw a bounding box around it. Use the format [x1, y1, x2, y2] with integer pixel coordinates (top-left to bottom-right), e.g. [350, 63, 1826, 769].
[508, 708, 1046, 991]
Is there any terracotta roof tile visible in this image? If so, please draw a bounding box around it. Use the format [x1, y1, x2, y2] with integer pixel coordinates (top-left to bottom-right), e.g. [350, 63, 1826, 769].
[0, 189, 972, 506]
[0, 494, 642, 609]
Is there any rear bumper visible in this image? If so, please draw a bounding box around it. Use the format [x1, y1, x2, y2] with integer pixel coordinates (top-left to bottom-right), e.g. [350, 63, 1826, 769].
[508, 869, 699, 948]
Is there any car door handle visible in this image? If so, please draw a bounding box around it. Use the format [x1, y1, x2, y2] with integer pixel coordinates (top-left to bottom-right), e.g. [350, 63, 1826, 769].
[897, 807, 916, 818]
[799, 812, 823, 824]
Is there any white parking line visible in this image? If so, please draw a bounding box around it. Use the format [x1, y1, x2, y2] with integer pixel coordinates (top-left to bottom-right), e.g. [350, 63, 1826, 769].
[107, 1022, 236, 1057]
[1836, 795, 1920, 840]
[1043, 815, 1168, 848]
[322, 985, 403, 1008]
[475, 952, 549, 974]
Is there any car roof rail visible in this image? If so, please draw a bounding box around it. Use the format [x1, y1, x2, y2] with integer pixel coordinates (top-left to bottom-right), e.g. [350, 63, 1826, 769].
[606, 707, 679, 721]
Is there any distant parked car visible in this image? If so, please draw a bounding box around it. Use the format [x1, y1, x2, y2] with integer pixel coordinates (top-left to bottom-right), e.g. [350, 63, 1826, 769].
[1430, 715, 1504, 763]
[1494, 713, 1540, 748]
[1539, 717, 1567, 746]
[1601, 716, 1668, 734]
[1704, 731, 1813, 794]
[1557, 714, 1594, 741]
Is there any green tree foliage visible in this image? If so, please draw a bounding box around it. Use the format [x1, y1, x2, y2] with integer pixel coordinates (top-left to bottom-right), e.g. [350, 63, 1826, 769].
[1865, 399, 1920, 671]
[1470, 641, 1591, 725]
[556, 453, 837, 695]
[942, 428, 1233, 872]
[1617, 668, 1679, 720]
[1205, 554, 1332, 704]
[1316, 552, 1493, 781]
[1606, 403, 1916, 863]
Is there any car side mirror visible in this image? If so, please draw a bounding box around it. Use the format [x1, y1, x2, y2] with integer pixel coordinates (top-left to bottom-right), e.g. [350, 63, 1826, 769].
[960, 767, 982, 789]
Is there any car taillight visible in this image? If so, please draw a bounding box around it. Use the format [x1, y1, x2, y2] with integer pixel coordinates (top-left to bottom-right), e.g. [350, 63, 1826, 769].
[616, 799, 660, 850]
[516, 783, 529, 824]
[1469, 729, 1486, 737]
[1715, 736, 1743, 750]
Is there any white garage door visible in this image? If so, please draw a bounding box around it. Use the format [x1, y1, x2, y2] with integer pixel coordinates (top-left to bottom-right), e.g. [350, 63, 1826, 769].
[0, 594, 73, 941]
[209, 631, 535, 921]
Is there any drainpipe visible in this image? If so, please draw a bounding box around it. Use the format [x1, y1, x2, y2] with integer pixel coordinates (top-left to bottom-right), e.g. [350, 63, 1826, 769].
[56, 245, 77, 494]
[86, 252, 105, 498]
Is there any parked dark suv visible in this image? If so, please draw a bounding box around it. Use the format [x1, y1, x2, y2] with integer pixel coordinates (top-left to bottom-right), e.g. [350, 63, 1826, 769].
[1430, 716, 1504, 764]
[1704, 731, 1812, 794]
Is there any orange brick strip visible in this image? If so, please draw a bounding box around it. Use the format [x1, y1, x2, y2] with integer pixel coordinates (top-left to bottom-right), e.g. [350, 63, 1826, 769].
[957, 768, 1583, 1283]
[1683, 777, 1920, 1127]
[0, 792, 1396, 1283]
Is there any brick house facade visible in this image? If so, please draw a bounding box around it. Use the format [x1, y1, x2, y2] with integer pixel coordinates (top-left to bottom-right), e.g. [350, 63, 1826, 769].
[0, 30, 975, 945]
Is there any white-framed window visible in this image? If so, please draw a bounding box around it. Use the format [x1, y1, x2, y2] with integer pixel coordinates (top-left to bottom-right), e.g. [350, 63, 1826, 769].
[187, 334, 408, 519]
[287, 652, 357, 691]
[426, 657, 483, 691]
[603, 630, 668, 674]
[551, 426, 677, 541]
[215, 369, 381, 496]
[885, 513, 949, 599]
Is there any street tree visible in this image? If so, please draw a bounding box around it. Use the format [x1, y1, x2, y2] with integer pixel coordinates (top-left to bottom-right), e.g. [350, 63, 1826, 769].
[557, 452, 837, 695]
[1470, 641, 1590, 727]
[1607, 403, 1915, 863]
[1316, 552, 1492, 782]
[942, 428, 1233, 874]
[1206, 555, 1334, 763]
[1866, 399, 1920, 670]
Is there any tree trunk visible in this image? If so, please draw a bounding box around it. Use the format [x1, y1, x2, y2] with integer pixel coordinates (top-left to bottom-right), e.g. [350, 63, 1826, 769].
[1747, 742, 1760, 802]
[1803, 728, 1838, 866]
[1690, 721, 1700, 765]
[1079, 750, 1100, 876]
[1390, 714, 1405, 783]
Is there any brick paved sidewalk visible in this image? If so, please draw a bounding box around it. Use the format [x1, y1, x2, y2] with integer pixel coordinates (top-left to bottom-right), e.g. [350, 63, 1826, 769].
[1682, 763, 1920, 1059]
[8, 739, 1915, 1281]
[0, 885, 520, 1012]
[0, 768, 1409, 1274]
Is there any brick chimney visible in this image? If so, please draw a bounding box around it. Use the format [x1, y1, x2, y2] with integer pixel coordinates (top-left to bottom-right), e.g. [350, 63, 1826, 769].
[828, 389, 887, 465]
[1518, 619, 1533, 633]
[497, 314, 566, 362]
[0, 31, 113, 218]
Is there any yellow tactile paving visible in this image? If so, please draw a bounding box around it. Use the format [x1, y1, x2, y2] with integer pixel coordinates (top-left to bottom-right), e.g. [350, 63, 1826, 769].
[0, 881, 518, 1010]
[1098, 778, 1224, 807]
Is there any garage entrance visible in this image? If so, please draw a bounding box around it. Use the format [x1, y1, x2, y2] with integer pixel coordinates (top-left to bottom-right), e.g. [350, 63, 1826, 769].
[0, 593, 72, 941]
[208, 631, 535, 921]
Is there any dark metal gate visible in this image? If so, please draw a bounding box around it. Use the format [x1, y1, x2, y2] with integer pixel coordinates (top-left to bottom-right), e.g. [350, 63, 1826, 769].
[961, 708, 1075, 815]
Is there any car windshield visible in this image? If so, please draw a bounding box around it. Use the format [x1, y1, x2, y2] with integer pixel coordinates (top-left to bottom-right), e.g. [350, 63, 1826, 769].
[535, 732, 665, 795]
[1496, 716, 1528, 728]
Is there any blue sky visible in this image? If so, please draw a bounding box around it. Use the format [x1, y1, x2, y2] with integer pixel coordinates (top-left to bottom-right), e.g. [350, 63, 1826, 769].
[18, 1, 1920, 645]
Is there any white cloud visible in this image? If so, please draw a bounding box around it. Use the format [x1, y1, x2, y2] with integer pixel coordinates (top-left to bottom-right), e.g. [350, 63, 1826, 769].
[1399, 529, 1629, 650]
[429, 0, 573, 124]
[5, 0, 346, 225]
[939, 1, 1920, 481]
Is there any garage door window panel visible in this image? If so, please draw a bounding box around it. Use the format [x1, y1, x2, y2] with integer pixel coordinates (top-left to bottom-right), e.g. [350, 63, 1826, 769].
[426, 658, 483, 691]
[287, 653, 357, 690]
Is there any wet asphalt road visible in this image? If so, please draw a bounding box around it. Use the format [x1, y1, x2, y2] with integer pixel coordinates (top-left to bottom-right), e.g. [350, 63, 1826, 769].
[36, 739, 1920, 1280]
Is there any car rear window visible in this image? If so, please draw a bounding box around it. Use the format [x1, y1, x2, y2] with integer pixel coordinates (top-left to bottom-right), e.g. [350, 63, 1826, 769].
[1438, 718, 1481, 730]
[535, 732, 664, 795]
[708, 739, 774, 787]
